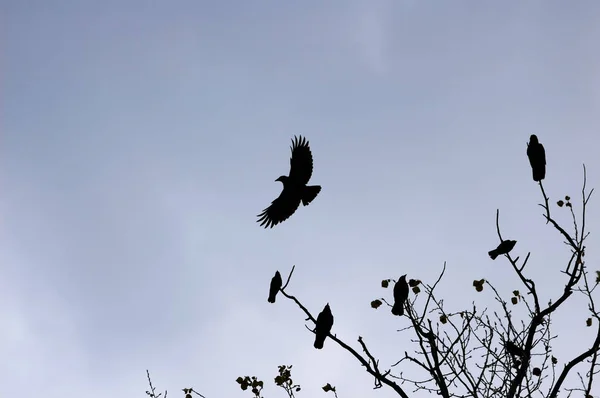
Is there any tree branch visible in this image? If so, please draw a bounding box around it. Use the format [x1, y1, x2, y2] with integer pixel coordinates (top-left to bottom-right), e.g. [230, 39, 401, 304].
[278, 267, 409, 398]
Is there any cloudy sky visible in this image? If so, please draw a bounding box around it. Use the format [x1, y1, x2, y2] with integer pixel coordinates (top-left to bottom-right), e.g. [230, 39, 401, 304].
[2, 1, 600, 397]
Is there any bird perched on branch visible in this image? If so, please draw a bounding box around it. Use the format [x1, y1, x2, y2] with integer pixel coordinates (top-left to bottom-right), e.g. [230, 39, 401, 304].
[527, 134, 546, 182]
[392, 275, 409, 316]
[267, 271, 283, 303]
[314, 303, 334, 349]
[257, 135, 322, 228]
[505, 340, 525, 358]
[488, 240, 517, 260]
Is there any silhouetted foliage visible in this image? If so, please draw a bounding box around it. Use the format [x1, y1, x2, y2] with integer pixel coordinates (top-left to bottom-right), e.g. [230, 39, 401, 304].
[236, 365, 339, 398]
[236, 375, 265, 398]
[391, 274, 409, 316]
[268, 270, 283, 303]
[257, 136, 322, 228]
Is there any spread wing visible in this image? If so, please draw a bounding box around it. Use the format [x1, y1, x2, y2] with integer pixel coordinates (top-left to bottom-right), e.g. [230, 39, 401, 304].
[288, 135, 314, 185]
[257, 188, 301, 228]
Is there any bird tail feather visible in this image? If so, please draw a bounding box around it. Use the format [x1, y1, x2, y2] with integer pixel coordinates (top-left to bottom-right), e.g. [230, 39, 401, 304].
[391, 304, 404, 316]
[314, 336, 325, 349]
[302, 185, 321, 206]
[488, 250, 499, 260]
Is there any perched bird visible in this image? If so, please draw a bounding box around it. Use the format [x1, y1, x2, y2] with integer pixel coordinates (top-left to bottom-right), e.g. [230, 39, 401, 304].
[527, 134, 546, 182]
[257, 135, 322, 228]
[391, 275, 409, 316]
[505, 340, 525, 358]
[268, 271, 283, 303]
[488, 240, 517, 260]
[314, 303, 334, 349]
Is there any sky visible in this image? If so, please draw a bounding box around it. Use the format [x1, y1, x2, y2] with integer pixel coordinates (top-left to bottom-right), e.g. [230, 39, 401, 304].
[2, 1, 600, 397]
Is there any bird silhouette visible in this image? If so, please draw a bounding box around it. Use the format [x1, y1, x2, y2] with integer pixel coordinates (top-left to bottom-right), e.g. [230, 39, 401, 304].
[527, 134, 546, 182]
[314, 303, 334, 349]
[488, 240, 517, 260]
[257, 136, 322, 228]
[505, 340, 525, 358]
[268, 271, 283, 303]
[391, 275, 409, 316]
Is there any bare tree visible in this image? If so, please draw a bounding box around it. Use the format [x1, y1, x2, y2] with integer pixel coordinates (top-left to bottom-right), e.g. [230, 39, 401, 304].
[250, 162, 596, 398]
[145, 143, 596, 398]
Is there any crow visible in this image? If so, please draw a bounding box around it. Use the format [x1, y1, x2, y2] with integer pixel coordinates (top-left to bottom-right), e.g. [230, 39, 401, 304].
[314, 303, 334, 349]
[267, 271, 283, 303]
[257, 135, 322, 228]
[527, 135, 546, 182]
[391, 275, 409, 316]
[488, 240, 517, 260]
[505, 340, 525, 358]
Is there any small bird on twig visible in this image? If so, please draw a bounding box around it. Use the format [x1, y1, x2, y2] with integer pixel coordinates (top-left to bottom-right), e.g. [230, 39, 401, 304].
[488, 240, 517, 260]
[267, 271, 283, 303]
[527, 134, 546, 182]
[257, 135, 322, 228]
[391, 275, 409, 316]
[314, 303, 334, 349]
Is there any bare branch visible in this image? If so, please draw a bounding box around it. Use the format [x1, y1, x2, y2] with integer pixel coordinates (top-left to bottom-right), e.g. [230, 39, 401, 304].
[278, 266, 410, 398]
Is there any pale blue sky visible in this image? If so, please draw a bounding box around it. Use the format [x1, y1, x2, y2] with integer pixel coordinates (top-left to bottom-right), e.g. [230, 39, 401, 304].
[2, 2, 600, 397]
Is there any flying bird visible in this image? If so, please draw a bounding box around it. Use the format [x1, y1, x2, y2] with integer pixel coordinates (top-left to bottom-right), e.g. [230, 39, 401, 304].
[257, 135, 322, 228]
[391, 275, 409, 316]
[314, 303, 334, 349]
[267, 271, 283, 303]
[488, 240, 517, 260]
[527, 134, 546, 182]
